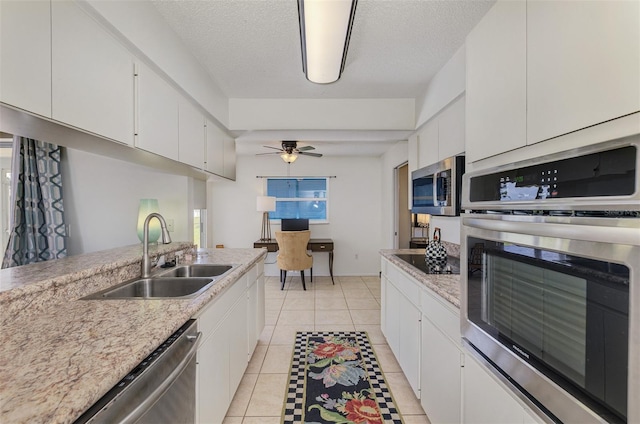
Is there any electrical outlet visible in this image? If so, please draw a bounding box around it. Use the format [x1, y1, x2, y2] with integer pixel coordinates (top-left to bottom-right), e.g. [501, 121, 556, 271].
[166, 219, 174, 232]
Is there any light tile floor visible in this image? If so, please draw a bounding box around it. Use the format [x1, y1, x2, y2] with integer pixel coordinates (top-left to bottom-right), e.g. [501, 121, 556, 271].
[222, 274, 431, 424]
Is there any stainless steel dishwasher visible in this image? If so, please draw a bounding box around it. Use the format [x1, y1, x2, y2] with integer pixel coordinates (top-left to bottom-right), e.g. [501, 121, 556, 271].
[74, 319, 200, 424]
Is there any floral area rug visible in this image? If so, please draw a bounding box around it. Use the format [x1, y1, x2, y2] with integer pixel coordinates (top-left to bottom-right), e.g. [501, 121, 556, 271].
[282, 331, 403, 424]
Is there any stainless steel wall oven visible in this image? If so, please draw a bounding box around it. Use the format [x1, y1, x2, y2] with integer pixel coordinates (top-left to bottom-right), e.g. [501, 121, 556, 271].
[461, 136, 640, 423]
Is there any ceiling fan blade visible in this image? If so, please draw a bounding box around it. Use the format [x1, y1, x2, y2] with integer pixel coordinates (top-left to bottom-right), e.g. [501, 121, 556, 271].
[299, 151, 323, 157]
[262, 145, 283, 151]
[297, 146, 315, 151]
[256, 152, 281, 156]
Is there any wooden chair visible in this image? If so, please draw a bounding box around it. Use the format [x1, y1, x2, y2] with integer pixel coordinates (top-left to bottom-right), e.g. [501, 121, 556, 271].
[275, 230, 313, 290]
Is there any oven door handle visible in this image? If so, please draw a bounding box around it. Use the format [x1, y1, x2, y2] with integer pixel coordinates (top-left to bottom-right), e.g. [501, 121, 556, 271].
[120, 331, 202, 424]
[462, 215, 639, 246]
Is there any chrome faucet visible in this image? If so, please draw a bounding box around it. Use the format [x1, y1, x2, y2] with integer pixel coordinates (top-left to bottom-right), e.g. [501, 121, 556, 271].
[141, 213, 172, 278]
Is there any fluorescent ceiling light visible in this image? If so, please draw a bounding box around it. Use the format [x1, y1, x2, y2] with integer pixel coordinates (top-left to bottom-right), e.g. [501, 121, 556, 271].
[298, 0, 357, 84]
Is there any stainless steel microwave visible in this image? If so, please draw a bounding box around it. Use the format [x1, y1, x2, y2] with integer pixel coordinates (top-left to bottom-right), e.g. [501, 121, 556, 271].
[411, 155, 465, 216]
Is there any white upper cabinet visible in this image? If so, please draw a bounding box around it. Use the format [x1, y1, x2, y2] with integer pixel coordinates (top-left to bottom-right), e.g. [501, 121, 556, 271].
[438, 96, 466, 159]
[417, 96, 466, 168]
[136, 63, 179, 161]
[178, 99, 205, 169]
[223, 138, 236, 180]
[51, 1, 134, 145]
[466, 0, 640, 163]
[465, 0, 527, 163]
[205, 119, 225, 176]
[417, 118, 439, 168]
[526, 0, 640, 144]
[0, 1, 51, 118]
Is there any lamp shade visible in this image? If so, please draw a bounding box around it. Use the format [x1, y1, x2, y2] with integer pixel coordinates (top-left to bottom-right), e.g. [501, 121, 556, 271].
[298, 0, 357, 84]
[417, 214, 431, 226]
[257, 196, 276, 212]
[137, 199, 161, 243]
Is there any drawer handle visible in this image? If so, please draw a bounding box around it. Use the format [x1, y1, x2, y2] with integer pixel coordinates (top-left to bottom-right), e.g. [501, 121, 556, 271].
[319, 245, 325, 249]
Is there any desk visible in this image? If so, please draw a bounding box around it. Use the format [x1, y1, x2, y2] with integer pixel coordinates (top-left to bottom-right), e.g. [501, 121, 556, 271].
[254, 238, 334, 284]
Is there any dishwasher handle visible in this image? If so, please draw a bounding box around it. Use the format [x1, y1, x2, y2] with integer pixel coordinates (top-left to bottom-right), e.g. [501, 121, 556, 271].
[120, 331, 202, 424]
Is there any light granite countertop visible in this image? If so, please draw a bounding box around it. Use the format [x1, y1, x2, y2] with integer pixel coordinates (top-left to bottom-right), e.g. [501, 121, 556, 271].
[380, 246, 461, 308]
[0, 245, 267, 424]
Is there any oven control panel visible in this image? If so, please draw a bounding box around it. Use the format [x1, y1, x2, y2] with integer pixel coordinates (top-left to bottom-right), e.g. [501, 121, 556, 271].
[469, 145, 636, 203]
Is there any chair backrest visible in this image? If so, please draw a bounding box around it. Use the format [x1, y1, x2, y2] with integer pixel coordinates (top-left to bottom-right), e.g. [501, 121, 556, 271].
[275, 230, 313, 271]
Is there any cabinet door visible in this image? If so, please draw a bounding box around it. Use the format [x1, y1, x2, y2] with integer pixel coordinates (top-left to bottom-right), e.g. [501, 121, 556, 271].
[0, 0, 51, 117]
[247, 277, 258, 355]
[421, 316, 462, 423]
[197, 325, 230, 424]
[51, 1, 134, 145]
[527, 0, 640, 144]
[384, 280, 401, 356]
[178, 98, 205, 168]
[205, 119, 225, 175]
[463, 354, 529, 424]
[398, 296, 421, 397]
[438, 96, 465, 160]
[417, 118, 438, 168]
[256, 273, 265, 342]
[465, 0, 526, 162]
[223, 138, 236, 180]
[228, 296, 249, 394]
[136, 63, 179, 160]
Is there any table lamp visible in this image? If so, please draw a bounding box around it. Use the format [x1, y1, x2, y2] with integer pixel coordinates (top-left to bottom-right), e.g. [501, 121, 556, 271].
[257, 196, 276, 241]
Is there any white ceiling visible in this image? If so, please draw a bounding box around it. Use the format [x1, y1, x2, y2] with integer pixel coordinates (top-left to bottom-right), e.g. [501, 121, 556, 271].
[150, 0, 495, 157]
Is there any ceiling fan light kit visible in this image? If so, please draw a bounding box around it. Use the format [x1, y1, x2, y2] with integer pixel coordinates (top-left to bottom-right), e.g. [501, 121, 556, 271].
[298, 0, 358, 84]
[257, 140, 324, 163]
[280, 152, 298, 163]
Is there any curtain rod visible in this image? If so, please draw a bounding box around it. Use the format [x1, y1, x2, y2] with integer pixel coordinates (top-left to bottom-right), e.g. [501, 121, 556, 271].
[256, 175, 337, 178]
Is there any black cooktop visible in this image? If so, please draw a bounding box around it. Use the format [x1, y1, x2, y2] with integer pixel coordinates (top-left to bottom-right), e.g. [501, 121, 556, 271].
[395, 254, 460, 275]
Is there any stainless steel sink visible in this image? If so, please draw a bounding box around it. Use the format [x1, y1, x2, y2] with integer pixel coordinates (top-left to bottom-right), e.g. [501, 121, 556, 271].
[158, 264, 233, 278]
[82, 277, 216, 299]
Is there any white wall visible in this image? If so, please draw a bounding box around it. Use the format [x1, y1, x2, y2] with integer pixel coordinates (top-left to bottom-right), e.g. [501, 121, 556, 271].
[209, 154, 383, 277]
[415, 45, 466, 129]
[62, 148, 191, 255]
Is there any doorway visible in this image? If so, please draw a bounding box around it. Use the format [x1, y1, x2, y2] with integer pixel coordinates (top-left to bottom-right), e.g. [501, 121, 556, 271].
[395, 163, 411, 249]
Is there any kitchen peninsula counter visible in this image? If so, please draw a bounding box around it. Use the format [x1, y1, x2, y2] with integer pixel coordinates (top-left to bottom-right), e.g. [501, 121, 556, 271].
[380, 248, 461, 308]
[0, 245, 267, 424]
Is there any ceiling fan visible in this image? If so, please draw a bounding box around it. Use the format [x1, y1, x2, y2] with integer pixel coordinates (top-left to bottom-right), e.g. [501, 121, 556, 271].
[258, 140, 323, 163]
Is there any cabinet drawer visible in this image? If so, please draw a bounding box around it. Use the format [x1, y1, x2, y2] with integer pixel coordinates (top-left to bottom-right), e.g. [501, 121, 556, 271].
[420, 287, 460, 345]
[386, 262, 420, 308]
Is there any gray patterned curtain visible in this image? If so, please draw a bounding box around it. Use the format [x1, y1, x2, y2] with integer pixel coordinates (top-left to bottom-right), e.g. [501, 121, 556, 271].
[2, 137, 67, 268]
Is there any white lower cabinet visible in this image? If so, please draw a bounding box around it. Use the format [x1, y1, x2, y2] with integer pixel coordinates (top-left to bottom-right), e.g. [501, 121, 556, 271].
[247, 266, 265, 355]
[463, 354, 542, 424]
[420, 316, 462, 423]
[382, 273, 421, 397]
[398, 297, 421, 397]
[195, 262, 264, 424]
[197, 322, 231, 424]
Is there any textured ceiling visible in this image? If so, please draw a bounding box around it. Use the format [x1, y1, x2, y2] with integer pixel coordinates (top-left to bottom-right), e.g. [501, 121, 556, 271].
[150, 0, 496, 155]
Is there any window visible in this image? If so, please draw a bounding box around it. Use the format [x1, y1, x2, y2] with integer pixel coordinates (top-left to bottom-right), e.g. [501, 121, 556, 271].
[266, 178, 328, 222]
